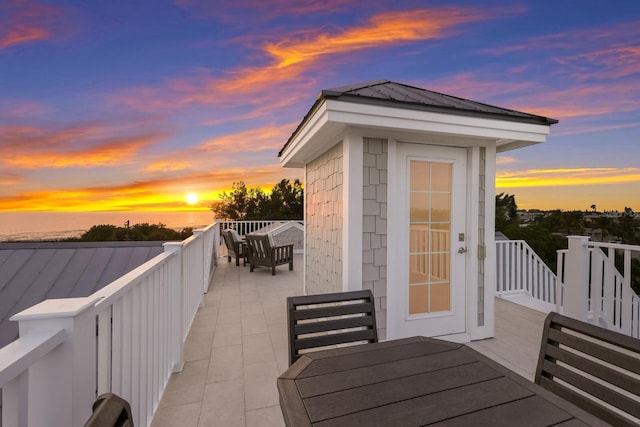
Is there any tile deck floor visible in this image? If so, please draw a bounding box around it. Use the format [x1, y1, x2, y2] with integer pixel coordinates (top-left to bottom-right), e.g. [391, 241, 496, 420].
[151, 253, 547, 427]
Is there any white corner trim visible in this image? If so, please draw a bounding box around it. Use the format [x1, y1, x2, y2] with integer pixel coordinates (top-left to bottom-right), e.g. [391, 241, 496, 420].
[385, 139, 399, 338]
[343, 129, 363, 292]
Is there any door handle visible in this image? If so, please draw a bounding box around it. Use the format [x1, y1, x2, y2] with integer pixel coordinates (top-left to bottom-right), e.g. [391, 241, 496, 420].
[457, 247, 467, 254]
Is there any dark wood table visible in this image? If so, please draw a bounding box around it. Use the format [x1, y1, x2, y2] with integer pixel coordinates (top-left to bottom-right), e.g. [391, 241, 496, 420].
[277, 336, 608, 426]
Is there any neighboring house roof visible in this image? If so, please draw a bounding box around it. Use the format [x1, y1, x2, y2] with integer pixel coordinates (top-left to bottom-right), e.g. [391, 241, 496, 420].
[253, 221, 304, 254]
[0, 241, 165, 349]
[279, 79, 558, 162]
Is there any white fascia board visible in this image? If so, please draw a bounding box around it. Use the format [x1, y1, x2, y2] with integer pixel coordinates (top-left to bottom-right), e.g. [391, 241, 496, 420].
[279, 102, 329, 167]
[325, 100, 551, 146]
[280, 102, 348, 168]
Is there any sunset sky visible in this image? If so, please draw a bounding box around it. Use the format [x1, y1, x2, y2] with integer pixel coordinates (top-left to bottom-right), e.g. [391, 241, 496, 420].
[1, 0, 639, 213]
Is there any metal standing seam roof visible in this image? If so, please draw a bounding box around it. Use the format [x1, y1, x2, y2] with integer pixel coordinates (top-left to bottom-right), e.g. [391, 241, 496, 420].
[279, 79, 558, 157]
[0, 241, 165, 349]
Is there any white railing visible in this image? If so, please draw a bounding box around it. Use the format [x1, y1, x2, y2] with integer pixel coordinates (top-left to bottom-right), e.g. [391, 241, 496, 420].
[496, 240, 558, 311]
[218, 219, 302, 236]
[0, 222, 220, 427]
[557, 236, 640, 338]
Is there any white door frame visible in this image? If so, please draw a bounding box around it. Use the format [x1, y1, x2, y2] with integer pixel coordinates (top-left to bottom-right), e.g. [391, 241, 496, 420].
[388, 141, 470, 341]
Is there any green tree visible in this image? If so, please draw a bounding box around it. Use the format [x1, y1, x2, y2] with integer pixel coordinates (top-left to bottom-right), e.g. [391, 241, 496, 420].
[212, 179, 303, 220]
[71, 223, 191, 242]
[536, 210, 584, 235]
[211, 182, 265, 220]
[495, 193, 518, 232]
[265, 179, 304, 219]
[594, 215, 611, 241]
[78, 224, 120, 241]
[495, 193, 566, 271]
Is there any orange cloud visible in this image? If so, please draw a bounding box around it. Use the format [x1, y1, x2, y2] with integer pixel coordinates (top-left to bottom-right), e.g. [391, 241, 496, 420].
[444, 20, 639, 124]
[497, 167, 640, 188]
[496, 156, 519, 165]
[4, 134, 166, 169]
[0, 1, 63, 50]
[115, 7, 492, 115]
[0, 98, 49, 118]
[563, 46, 640, 81]
[0, 172, 22, 185]
[511, 83, 640, 119]
[0, 123, 169, 169]
[144, 159, 195, 173]
[431, 69, 639, 123]
[198, 124, 296, 153]
[265, 9, 487, 68]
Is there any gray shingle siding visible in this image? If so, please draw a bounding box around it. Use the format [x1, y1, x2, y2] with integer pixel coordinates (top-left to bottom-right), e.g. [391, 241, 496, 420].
[362, 138, 388, 340]
[305, 142, 343, 294]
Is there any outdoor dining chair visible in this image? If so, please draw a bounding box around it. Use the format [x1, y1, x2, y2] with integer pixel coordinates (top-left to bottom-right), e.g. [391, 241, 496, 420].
[286, 289, 378, 365]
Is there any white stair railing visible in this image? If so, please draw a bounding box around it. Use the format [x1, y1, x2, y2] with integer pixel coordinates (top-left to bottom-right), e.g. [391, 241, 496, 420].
[558, 236, 640, 338]
[496, 240, 559, 310]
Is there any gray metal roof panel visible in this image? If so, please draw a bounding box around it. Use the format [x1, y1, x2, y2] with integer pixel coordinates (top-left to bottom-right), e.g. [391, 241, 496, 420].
[0, 242, 164, 349]
[279, 79, 558, 157]
[320, 80, 558, 124]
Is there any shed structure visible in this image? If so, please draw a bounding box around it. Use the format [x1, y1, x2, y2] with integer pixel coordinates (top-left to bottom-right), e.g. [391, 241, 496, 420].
[279, 80, 557, 342]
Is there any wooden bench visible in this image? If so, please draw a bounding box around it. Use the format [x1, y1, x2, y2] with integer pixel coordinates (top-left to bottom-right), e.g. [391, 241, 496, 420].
[287, 290, 378, 366]
[535, 312, 640, 426]
[245, 234, 293, 275]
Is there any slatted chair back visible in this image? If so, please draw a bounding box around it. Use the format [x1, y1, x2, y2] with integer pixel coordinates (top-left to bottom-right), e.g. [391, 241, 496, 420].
[222, 229, 244, 266]
[287, 290, 378, 366]
[535, 312, 640, 426]
[245, 234, 293, 275]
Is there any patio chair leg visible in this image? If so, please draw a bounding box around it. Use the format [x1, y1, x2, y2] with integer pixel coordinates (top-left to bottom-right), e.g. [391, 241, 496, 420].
[289, 261, 293, 271]
[236, 257, 240, 266]
[250, 264, 254, 272]
[272, 266, 276, 275]
[227, 256, 231, 262]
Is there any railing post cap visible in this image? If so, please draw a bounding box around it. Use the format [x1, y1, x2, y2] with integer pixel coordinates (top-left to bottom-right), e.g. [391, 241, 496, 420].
[10, 297, 97, 322]
[567, 235, 590, 244]
[163, 241, 183, 252]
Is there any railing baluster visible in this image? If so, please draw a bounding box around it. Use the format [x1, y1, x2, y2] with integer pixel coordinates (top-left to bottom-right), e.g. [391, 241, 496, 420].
[622, 249, 632, 335]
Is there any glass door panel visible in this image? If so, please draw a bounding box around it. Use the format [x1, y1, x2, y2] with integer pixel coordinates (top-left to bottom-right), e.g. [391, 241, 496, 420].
[407, 160, 452, 316]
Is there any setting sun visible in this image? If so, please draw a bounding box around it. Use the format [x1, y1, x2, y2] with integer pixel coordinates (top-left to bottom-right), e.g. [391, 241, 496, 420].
[186, 192, 199, 205]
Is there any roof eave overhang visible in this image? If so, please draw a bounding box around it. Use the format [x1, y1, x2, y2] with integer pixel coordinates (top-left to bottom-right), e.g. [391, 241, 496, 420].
[279, 99, 553, 168]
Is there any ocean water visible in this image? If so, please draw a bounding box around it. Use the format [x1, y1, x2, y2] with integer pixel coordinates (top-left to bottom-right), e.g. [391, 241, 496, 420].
[0, 211, 216, 241]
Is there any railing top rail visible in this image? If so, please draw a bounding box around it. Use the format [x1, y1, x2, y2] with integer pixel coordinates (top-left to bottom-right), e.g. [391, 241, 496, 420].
[0, 329, 65, 387]
[587, 241, 640, 251]
[194, 221, 217, 233]
[92, 251, 176, 307]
